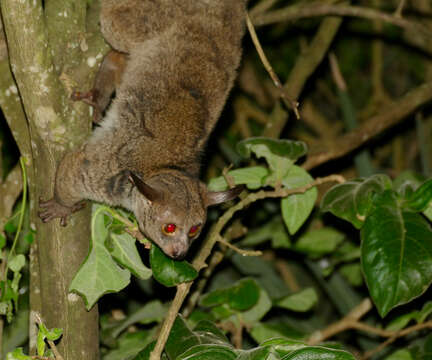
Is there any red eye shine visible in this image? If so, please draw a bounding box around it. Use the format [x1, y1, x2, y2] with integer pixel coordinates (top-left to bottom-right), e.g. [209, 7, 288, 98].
[164, 223, 176, 234]
[188, 225, 200, 237]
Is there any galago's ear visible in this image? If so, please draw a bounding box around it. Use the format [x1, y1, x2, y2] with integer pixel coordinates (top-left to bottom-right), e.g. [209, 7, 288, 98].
[204, 185, 245, 207]
[128, 171, 161, 203]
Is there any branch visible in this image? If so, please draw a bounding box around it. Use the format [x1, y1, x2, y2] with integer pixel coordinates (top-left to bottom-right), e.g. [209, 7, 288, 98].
[262, 13, 343, 138]
[303, 81, 432, 170]
[149, 174, 345, 360]
[308, 298, 373, 345]
[252, 4, 430, 37]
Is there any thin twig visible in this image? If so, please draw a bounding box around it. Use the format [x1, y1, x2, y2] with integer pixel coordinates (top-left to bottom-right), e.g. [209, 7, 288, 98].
[149, 174, 345, 360]
[394, 0, 407, 17]
[217, 236, 263, 257]
[245, 13, 300, 119]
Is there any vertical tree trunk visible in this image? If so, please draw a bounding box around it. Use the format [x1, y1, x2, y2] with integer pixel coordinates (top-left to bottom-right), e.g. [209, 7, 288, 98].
[0, 0, 108, 358]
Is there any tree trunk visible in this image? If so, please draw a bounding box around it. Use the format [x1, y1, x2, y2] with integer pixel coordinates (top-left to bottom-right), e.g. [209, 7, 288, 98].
[0, 0, 108, 358]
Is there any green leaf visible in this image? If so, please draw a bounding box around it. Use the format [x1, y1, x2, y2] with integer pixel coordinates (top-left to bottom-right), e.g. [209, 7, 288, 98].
[104, 331, 151, 360]
[108, 232, 152, 280]
[276, 288, 318, 312]
[340, 263, 363, 287]
[0, 233, 6, 249]
[45, 327, 63, 341]
[361, 191, 432, 316]
[111, 300, 166, 338]
[165, 316, 200, 360]
[294, 227, 344, 258]
[280, 346, 356, 360]
[207, 166, 269, 191]
[321, 174, 392, 229]
[237, 137, 307, 185]
[4, 221, 17, 234]
[240, 217, 290, 249]
[37, 326, 46, 357]
[424, 205, 432, 222]
[404, 179, 432, 212]
[69, 205, 131, 310]
[237, 346, 274, 360]
[281, 166, 317, 235]
[194, 320, 230, 344]
[6, 348, 32, 360]
[150, 245, 198, 287]
[200, 278, 260, 311]
[385, 349, 413, 360]
[132, 341, 156, 360]
[177, 344, 237, 360]
[260, 338, 306, 356]
[8, 254, 25, 273]
[417, 301, 432, 323]
[385, 312, 418, 331]
[250, 322, 305, 344]
[238, 286, 272, 324]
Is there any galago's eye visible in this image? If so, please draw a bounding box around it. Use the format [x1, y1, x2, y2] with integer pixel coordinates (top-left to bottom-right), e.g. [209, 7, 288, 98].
[162, 223, 177, 236]
[188, 225, 201, 237]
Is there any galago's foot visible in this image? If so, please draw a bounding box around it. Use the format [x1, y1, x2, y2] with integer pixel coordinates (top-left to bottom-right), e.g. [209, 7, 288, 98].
[71, 89, 103, 123]
[39, 197, 86, 226]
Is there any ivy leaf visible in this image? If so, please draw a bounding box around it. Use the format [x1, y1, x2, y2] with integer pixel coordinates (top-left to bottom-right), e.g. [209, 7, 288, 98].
[150, 245, 198, 287]
[207, 166, 269, 191]
[281, 165, 317, 235]
[404, 179, 432, 212]
[6, 348, 32, 360]
[108, 232, 152, 280]
[70, 206, 131, 310]
[9, 254, 25, 273]
[237, 137, 307, 185]
[321, 174, 392, 229]
[361, 191, 432, 316]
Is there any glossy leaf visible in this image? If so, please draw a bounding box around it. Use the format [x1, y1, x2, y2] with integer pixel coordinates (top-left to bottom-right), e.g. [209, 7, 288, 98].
[281, 346, 356, 360]
[207, 166, 269, 191]
[237, 137, 307, 185]
[281, 165, 317, 235]
[165, 316, 200, 360]
[194, 320, 230, 344]
[177, 344, 237, 360]
[276, 288, 318, 312]
[200, 278, 260, 311]
[70, 206, 130, 310]
[361, 191, 432, 316]
[108, 232, 152, 280]
[150, 245, 198, 287]
[294, 227, 344, 258]
[236, 347, 274, 360]
[321, 174, 392, 229]
[404, 179, 432, 212]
